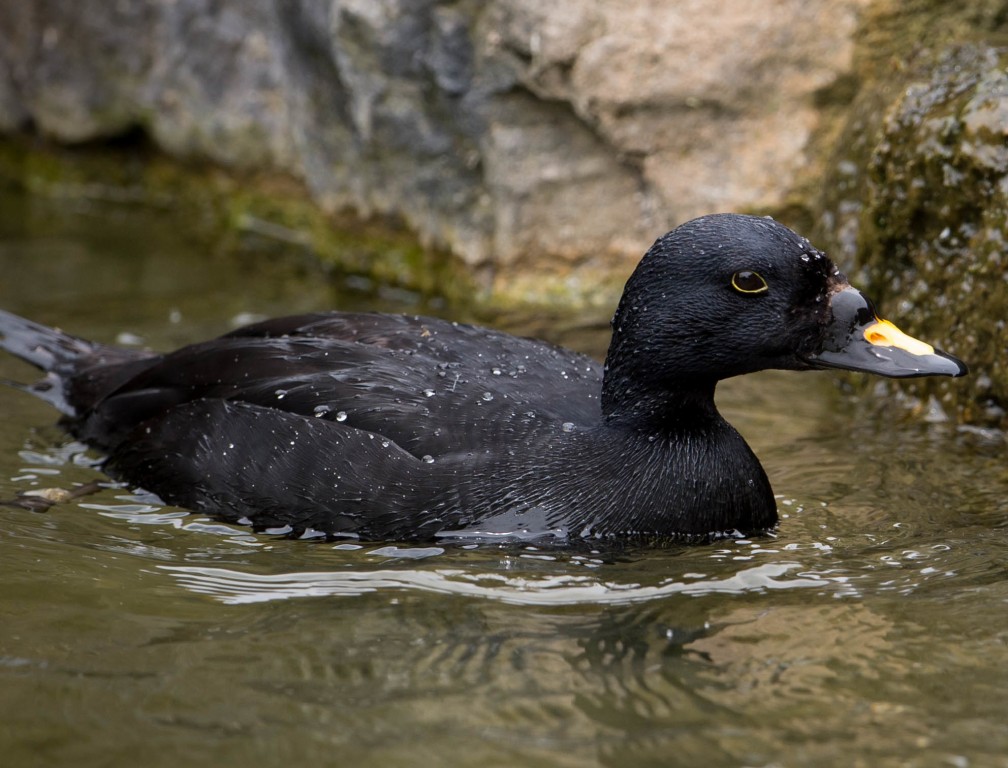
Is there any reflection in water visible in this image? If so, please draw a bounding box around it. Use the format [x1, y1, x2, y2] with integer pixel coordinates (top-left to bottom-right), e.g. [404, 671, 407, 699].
[3, 370, 1006, 767]
[581, 601, 899, 767]
[158, 560, 841, 606]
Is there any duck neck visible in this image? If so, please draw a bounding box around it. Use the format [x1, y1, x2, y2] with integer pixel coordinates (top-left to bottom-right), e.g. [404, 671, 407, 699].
[588, 370, 777, 540]
[601, 369, 720, 431]
[566, 373, 777, 541]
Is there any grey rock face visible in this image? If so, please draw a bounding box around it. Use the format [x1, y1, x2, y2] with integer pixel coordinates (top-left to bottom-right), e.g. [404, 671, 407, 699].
[0, 0, 866, 283]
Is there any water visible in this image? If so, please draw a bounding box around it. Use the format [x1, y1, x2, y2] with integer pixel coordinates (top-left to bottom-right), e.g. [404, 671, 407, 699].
[1, 190, 1007, 767]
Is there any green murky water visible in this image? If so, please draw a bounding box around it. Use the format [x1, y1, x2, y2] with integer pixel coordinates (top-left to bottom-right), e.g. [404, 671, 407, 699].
[1, 190, 1006, 768]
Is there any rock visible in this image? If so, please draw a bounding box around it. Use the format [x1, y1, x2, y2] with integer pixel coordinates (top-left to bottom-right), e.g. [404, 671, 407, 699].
[817, 38, 1008, 429]
[0, 0, 866, 298]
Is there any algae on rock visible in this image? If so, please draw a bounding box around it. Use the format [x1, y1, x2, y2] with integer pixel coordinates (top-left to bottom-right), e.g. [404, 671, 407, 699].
[816, 37, 1008, 429]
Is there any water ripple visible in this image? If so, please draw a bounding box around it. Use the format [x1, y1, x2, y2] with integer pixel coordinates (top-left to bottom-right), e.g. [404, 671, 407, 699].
[159, 560, 844, 606]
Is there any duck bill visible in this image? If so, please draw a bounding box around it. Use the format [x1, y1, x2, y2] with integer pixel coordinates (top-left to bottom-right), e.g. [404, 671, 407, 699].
[806, 286, 968, 378]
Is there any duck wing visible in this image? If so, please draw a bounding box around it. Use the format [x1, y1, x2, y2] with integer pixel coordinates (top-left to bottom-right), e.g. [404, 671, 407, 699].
[77, 312, 604, 458]
[105, 398, 469, 539]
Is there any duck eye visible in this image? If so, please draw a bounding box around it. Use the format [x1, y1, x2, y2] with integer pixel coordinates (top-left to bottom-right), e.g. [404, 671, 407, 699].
[731, 270, 768, 294]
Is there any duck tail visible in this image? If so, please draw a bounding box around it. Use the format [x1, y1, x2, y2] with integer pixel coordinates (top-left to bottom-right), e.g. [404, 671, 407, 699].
[0, 309, 160, 417]
[0, 309, 98, 373]
[0, 309, 100, 414]
[2, 308, 149, 416]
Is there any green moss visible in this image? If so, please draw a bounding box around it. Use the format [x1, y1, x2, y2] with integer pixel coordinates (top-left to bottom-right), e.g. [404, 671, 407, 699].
[856, 46, 1008, 427]
[0, 134, 479, 309]
[807, 1, 1008, 429]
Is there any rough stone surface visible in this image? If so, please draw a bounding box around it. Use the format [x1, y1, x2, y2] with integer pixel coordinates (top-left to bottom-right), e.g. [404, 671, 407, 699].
[0, 0, 866, 295]
[816, 39, 1008, 430]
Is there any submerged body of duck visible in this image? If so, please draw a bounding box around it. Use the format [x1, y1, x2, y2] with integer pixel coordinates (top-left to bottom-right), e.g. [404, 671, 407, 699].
[0, 214, 966, 543]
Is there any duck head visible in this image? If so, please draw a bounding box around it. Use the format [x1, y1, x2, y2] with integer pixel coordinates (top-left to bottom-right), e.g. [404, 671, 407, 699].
[602, 214, 966, 419]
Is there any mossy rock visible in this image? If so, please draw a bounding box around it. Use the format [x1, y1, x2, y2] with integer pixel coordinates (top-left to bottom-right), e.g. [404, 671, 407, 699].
[860, 45, 1008, 427]
[0, 135, 477, 310]
[816, 39, 1008, 429]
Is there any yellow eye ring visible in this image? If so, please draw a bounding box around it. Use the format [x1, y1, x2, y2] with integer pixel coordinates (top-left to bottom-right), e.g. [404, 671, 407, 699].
[732, 270, 768, 294]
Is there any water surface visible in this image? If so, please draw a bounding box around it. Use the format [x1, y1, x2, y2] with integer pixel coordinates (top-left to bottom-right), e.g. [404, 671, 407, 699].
[1, 191, 1006, 768]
